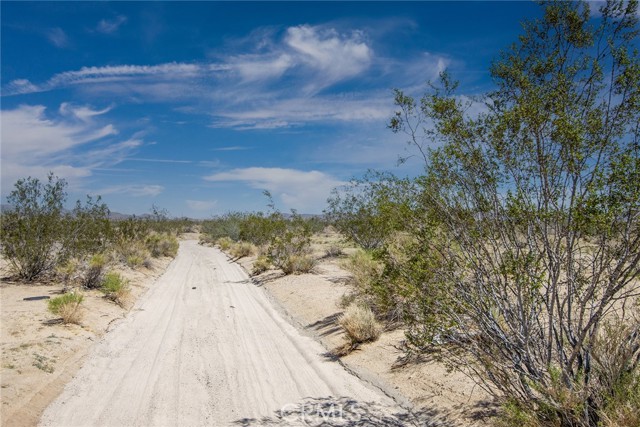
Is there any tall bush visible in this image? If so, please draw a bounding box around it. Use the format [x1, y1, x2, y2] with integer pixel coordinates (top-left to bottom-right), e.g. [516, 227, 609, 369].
[0, 173, 110, 281]
[386, 1, 640, 424]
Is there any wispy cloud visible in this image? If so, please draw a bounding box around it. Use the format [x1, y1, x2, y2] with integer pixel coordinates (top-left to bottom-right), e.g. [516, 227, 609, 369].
[3, 21, 448, 130]
[0, 104, 144, 195]
[46, 27, 70, 48]
[96, 15, 127, 34]
[204, 167, 345, 212]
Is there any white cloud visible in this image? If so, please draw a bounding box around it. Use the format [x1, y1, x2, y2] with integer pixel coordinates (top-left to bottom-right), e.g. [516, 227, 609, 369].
[204, 167, 345, 213]
[0, 104, 141, 195]
[186, 199, 217, 211]
[98, 184, 164, 197]
[96, 15, 127, 34]
[46, 27, 69, 48]
[285, 25, 372, 90]
[2, 22, 449, 131]
[59, 102, 113, 122]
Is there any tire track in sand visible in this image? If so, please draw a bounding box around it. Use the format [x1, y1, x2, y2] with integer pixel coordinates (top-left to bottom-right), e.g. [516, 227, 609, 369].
[40, 240, 421, 426]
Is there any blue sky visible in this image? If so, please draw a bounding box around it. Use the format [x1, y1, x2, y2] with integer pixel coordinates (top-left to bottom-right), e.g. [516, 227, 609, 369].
[0, 1, 551, 217]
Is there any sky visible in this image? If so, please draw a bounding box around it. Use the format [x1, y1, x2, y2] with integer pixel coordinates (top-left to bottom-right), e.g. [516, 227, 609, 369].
[0, 1, 556, 218]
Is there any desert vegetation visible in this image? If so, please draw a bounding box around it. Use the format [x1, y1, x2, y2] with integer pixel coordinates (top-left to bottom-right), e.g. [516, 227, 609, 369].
[324, 1, 640, 425]
[200, 192, 325, 275]
[0, 173, 190, 291]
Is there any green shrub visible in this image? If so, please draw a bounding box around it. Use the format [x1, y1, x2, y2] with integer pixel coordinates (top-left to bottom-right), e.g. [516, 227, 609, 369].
[48, 292, 84, 324]
[0, 173, 110, 281]
[145, 232, 179, 257]
[239, 213, 286, 246]
[201, 212, 245, 242]
[266, 213, 314, 276]
[342, 250, 383, 290]
[101, 272, 130, 307]
[251, 255, 271, 275]
[339, 303, 381, 345]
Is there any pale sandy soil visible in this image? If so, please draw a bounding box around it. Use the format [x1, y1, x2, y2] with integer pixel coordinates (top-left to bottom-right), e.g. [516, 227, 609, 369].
[40, 241, 418, 426]
[0, 254, 172, 427]
[235, 231, 496, 426]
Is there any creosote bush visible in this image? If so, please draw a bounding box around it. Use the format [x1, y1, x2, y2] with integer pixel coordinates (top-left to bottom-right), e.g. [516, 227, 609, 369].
[339, 303, 381, 345]
[0, 173, 110, 281]
[101, 272, 130, 307]
[48, 292, 84, 324]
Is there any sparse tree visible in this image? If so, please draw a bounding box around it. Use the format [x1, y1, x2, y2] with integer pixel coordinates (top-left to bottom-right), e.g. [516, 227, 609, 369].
[389, 1, 640, 424]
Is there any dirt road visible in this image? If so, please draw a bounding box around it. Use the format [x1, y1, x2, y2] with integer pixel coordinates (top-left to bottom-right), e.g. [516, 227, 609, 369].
[39, 240, 415, 426]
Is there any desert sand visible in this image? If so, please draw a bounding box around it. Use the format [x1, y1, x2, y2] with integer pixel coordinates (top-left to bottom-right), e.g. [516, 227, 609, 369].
[39, 241, 422, 426]
[0, 256, 171, 427]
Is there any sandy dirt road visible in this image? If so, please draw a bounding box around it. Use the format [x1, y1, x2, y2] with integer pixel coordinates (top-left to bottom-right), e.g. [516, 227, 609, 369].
[39, 240, 417, 426]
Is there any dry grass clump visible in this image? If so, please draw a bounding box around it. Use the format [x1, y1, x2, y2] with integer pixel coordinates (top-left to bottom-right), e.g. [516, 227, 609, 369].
[48, 292, 84, 324]
[216, 236, 234, 251]
[281, 254, 316, 275]
[115, 241, 151, 269]
[230, 242, 255, 259]
[324, 244, 344, 258]
[101, 272, 131, 307]
[339, 303, 381, 345]
[251, 255, 271, 276]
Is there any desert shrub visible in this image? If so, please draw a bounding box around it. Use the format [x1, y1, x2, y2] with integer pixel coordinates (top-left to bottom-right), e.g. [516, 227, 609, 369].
[325, 171, 416, 250]
[251, 255, 271, 275]
[115, 240, 150, 269]
[48, 292, 84, 324]
[324, 244, 344, 258]
[339, 250, 405, 321]
[216, 236, 234, 251]
[82, 253, 107, 289]
[240, 212, 287, 246]
[281, 254, 316, 275]
[382, 1, 640, 424]
[265, 209, 317, 276]
[0, 173, 110, 281]
[339, 303, 381, 344]
[201, 212, 245, 242]
[101, 272, 130, 307]
[342, 250, 383, 290]
[145, 232, 179, 258]
[230, 242, 255, 259]
[112, 217, 149, 245]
